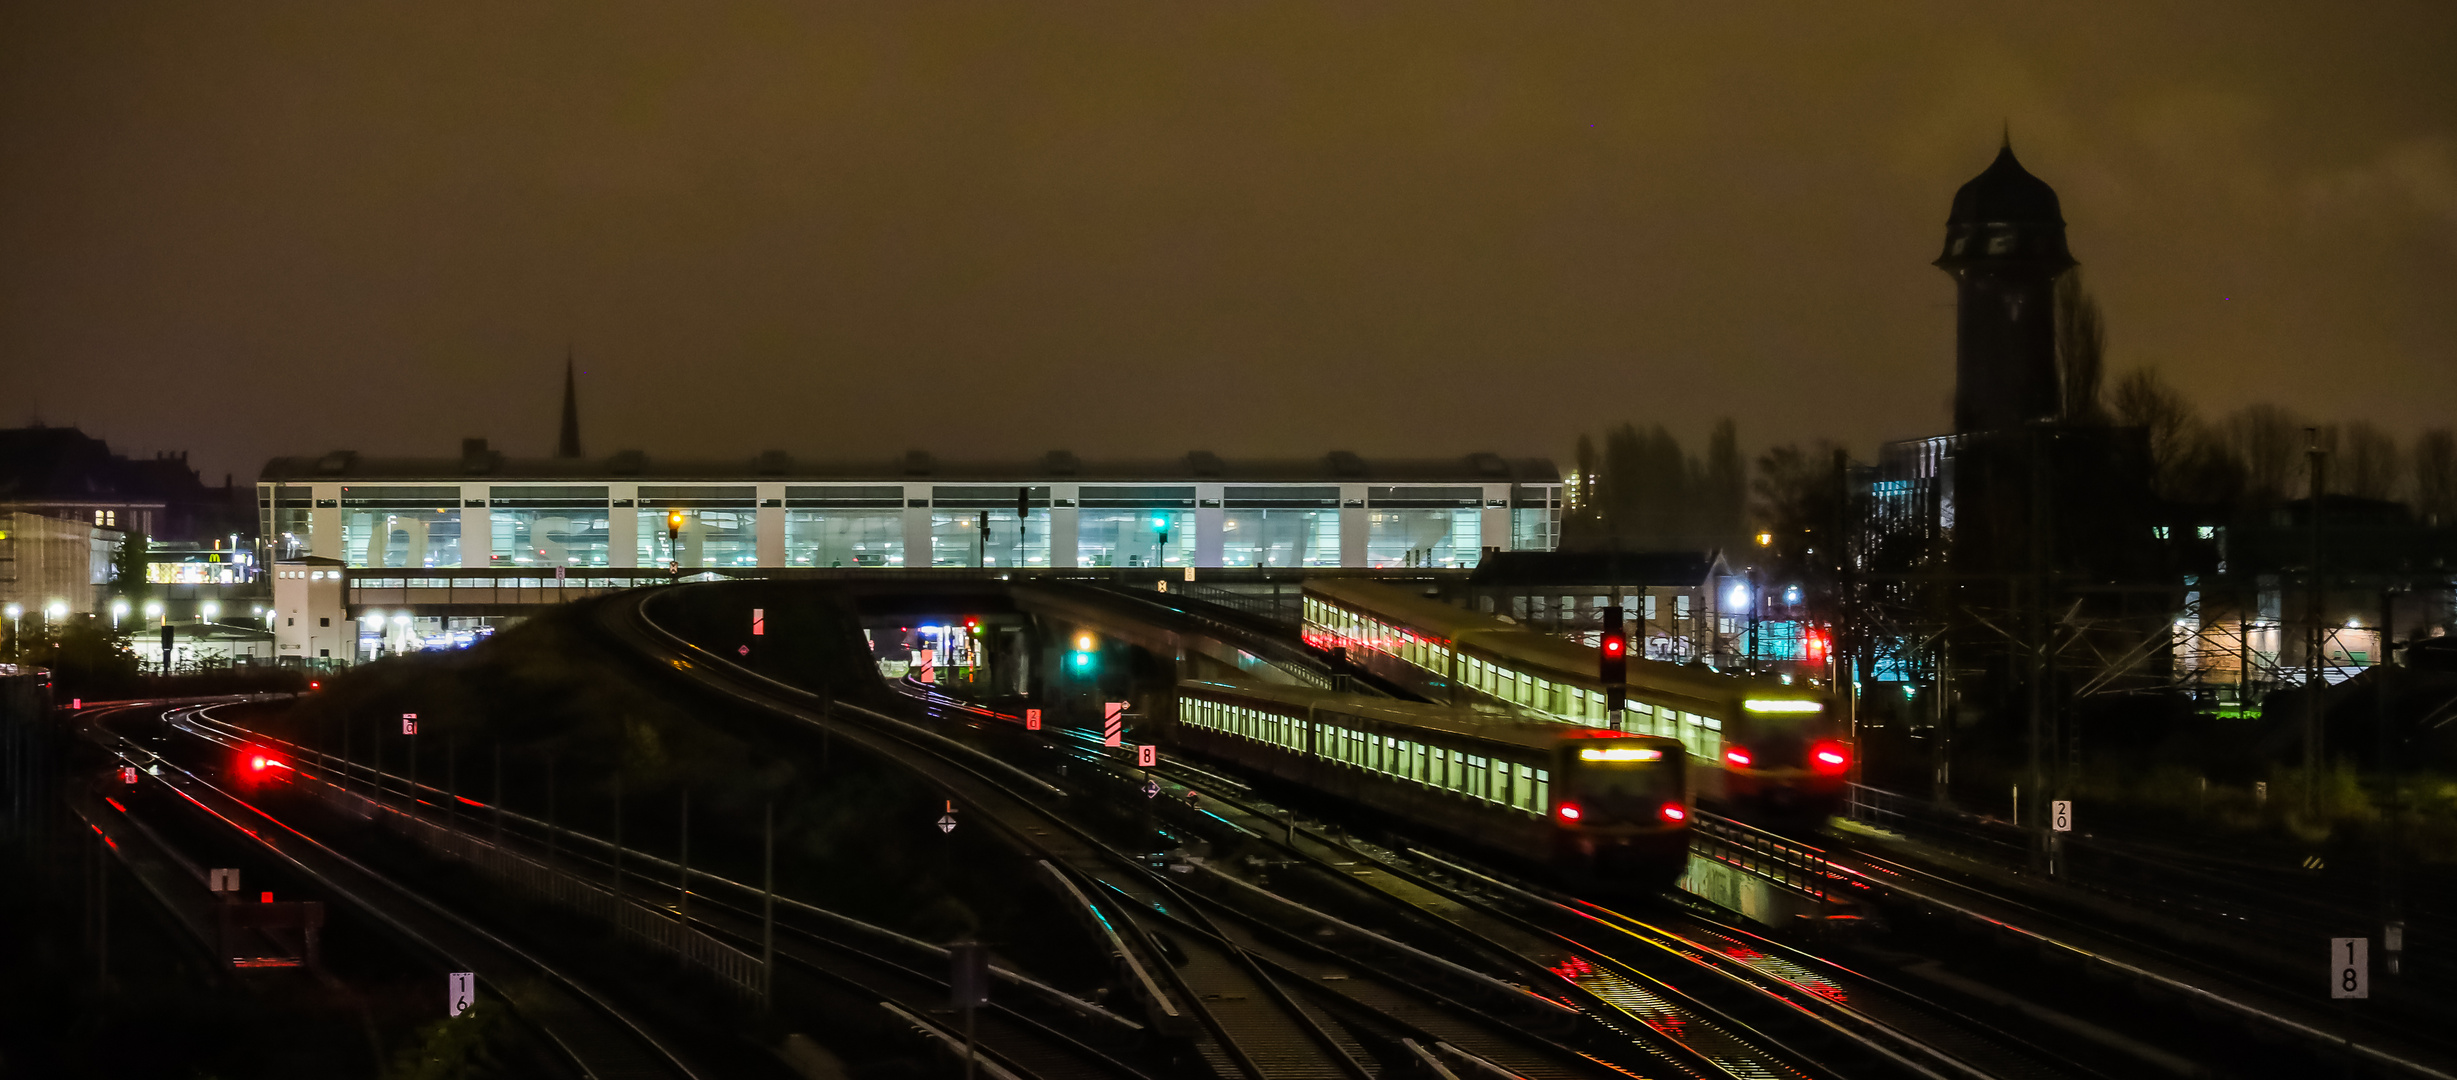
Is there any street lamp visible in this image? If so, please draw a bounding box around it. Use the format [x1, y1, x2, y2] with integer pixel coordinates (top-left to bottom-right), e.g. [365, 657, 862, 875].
[201, 601, 220, 623]
[111, 599, 129, 627]
[45, 601, 68, 622]
[3, 603, 19, 639]
[143, 600, 164, 622]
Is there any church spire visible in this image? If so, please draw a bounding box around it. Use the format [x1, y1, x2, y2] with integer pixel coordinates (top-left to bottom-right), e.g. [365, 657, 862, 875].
[556, 349, 583, 459]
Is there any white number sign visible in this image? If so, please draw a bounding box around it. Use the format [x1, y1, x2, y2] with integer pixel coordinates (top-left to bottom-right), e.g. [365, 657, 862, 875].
[449, 971, 476, 1016]
[2331, 938, 2368, 999]
[2051, 800, 2072, 833]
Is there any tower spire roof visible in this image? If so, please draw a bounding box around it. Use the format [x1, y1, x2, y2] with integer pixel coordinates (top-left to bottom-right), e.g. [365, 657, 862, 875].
[556, 350, 583, 459]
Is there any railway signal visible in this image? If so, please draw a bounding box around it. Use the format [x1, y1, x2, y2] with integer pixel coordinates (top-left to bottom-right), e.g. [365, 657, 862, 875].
[1600, 605, 1628, 727]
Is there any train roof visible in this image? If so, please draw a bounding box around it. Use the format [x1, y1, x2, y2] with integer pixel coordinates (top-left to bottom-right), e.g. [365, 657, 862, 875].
[1178, 677, 1682, 757]
[1303, 577, 1817, 708]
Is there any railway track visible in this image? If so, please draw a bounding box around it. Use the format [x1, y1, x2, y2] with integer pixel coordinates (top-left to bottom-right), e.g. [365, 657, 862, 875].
[80, 701, 704, 1080]
[616, 586, 1735, 1079]
[1051, 719, 2110, 1080]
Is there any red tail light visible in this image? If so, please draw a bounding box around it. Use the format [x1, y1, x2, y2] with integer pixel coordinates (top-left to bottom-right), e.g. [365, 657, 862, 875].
[1557, 803, 1582, 822]
[1811, 740, 1851, 775]
[1661, 803, 1687, 822]
[250, 755, 268, 771]
[1724, 747, 1752, 768]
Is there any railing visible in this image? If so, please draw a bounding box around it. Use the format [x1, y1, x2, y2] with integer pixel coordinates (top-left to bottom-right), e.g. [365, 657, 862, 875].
[1690, 811, 1836, 901]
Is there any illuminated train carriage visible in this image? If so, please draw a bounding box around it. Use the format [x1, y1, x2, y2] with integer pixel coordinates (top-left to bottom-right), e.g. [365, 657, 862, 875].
[1301, 578, 1852, 819]
[1172, 679, 1692, 891]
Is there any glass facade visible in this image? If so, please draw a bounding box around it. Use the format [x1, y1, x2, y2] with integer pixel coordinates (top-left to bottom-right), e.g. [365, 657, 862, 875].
[785, 486, 905, 567]
[1077, 486, 1195, 568]
[928, 487, 1051, 568]
[490, 487, 612, 567]
[267, 485, 313, 560]
[1365, 486, 1481, 568]
[637, 486, 756, 568]
[1220, 486, 1340, 568]
[261, 476, 1561, 570]
[340, 487, 463, 568]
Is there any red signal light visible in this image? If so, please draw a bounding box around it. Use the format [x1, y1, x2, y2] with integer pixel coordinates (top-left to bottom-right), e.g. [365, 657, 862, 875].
[1724, 747, 1753, 768]
[1661, 803, 1687, 822]
[1811, 740, 1851, 775]
[1557, 803, 1582, 822]
[1602, 636, 1625, 658]
[250, 755, 268, 771]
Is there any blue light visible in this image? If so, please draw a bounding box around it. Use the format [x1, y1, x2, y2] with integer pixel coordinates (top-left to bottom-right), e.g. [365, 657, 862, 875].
[1152, 516, 1168, 529]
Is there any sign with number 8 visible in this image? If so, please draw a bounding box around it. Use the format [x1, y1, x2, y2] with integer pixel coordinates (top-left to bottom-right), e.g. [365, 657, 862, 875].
[2331, 937, 2368, 999]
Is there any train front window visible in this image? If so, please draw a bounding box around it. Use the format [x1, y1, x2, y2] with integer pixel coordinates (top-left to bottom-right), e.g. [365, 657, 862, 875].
[1566, 747, 1682, 823]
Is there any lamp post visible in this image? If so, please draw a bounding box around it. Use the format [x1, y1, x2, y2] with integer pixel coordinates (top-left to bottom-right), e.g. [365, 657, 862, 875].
[110, 599, 129, 628]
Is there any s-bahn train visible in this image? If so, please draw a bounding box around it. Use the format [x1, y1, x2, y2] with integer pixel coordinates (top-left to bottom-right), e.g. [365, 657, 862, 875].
[1301, 578, 1852, 821]
[1173, 679, 1692, 891]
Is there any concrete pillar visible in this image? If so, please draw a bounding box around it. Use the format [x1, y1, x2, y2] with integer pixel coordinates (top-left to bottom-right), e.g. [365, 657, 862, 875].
[1339, 485, 1369, 568]
[1480, 484, 1509, 565]
[460, 485, 492, 568]
[608, 485, 638, 568]
[1194, 484, 1225, 568]
[903, 485, 934, 568]
[755, 484, 786, 568]
[310, 485, 343, 560]
[1051, 486, 1079, 568]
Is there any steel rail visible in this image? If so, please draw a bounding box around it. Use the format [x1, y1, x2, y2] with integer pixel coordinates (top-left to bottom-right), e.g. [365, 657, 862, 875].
[89, 705, 703, 1080]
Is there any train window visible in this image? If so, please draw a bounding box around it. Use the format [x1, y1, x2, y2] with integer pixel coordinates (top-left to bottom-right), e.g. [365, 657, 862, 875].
[1569, 751, 1680, 816]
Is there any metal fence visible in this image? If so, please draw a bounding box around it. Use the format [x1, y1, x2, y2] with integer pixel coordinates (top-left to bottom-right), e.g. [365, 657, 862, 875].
[1691, 812, 1835, 901]
[317, 784, 768, 1002]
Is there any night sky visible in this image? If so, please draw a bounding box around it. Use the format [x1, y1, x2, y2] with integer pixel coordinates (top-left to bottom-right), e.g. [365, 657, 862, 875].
[2, 3, 2450, 482]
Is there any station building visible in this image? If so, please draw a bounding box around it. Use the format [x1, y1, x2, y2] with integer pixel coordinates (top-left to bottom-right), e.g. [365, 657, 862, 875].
[259, 441, 1563, 663]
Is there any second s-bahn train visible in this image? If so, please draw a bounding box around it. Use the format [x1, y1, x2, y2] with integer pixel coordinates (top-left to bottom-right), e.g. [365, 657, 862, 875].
[1301, 578, 1852, 821]
[1172, 678, 1692, 892]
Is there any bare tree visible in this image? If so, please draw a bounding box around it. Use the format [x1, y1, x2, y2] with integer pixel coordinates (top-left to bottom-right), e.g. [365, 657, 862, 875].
[2223, 404, 2312, 506]
[2056, 272, 2108, 423]
[2110, 367, 2194, 490]
[2416, 428, 2457, 523]
[2337, 421, 2406, 501]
